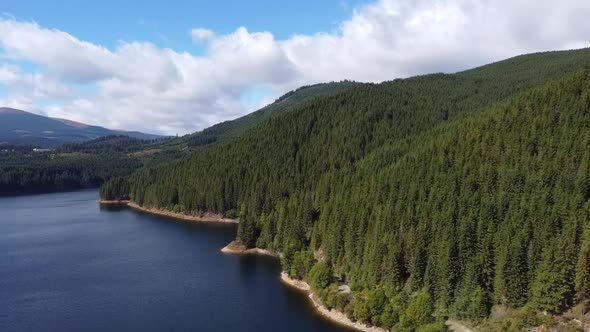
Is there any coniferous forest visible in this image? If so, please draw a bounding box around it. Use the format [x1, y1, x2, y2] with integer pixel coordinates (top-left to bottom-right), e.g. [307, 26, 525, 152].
[0, 136, 176, 195]
[100, 49, 590, 331]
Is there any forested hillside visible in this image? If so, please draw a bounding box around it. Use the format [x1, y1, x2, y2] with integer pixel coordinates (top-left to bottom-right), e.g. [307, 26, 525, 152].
[101, 48, 590, 331]
[0, 136, 176, 195]
[0, 149, 139, 195]
[160, 81, 358, 150]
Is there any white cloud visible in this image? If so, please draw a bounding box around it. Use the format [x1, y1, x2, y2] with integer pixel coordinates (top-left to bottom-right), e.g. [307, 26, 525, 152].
[0, 63, 69, 99]
[191, 28, 215, 42]
[0, 0, 589, 135]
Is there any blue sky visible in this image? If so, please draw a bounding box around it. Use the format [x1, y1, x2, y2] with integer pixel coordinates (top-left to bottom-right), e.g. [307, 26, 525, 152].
[0, 0, 588, 135]
[2, 0, 370, 52]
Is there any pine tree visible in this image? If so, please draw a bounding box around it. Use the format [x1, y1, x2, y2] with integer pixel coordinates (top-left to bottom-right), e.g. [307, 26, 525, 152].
[503, 237, 529, 307]
[531, 245, 566, 313]
[576, 226, 590, 314]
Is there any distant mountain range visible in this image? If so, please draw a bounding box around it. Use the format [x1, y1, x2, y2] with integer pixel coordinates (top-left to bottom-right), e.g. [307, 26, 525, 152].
[0, 108, 163, 147]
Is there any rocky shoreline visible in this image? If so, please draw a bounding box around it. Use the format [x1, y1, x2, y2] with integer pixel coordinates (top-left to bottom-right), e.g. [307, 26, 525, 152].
[97, 200, 239, 224]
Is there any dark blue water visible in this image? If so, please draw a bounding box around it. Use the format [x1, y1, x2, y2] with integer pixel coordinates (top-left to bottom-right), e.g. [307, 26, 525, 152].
[0, 190, 352, 332]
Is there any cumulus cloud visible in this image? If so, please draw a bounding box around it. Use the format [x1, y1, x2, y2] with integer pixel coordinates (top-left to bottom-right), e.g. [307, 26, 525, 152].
[0, 63, 69, 98]
[191, 28, 215, 42]
[0, 0, 588, 135]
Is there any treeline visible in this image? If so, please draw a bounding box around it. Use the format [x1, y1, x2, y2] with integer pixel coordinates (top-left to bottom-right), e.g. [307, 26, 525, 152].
[101, 49, 590, 330]
[60, 135, 162, 153]
[0, 136, 174, 196]
[0, 151, 140, 195]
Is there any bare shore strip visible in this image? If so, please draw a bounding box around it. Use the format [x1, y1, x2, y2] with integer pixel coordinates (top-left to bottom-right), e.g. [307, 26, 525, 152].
[97, 200, 239, 224]
[279, 272, 389, 332]
[220, 240, 280, 257]
[221, 241, 387, 332]
[98, 199, 130, 204]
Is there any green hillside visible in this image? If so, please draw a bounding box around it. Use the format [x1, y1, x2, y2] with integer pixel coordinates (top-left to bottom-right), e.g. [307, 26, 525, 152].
[160, 81, 359, 150]
[101, 48, 590, 331]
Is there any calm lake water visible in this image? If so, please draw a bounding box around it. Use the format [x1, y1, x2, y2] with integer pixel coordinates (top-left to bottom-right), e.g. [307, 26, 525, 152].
[0, 190, 353, 332]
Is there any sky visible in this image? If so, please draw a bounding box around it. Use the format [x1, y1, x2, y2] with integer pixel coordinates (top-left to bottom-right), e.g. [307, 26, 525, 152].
[0, 0, 589, 135]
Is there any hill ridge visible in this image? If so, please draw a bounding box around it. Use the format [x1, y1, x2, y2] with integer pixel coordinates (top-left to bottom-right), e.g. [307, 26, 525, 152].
[0, 107, 162, 147]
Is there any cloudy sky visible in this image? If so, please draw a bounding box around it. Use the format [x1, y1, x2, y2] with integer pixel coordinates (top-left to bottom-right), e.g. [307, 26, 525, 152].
[0, 0, 588, 135]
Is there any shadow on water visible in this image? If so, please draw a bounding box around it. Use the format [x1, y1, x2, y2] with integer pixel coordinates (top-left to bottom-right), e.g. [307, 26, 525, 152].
[99, 203, 128, 212]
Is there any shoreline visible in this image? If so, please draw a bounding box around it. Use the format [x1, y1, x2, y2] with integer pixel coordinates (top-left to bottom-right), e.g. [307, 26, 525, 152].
[97, 200, 239, 224]
[101, 199, 474, 332]
[221, 240, 386, 332]
[279, 272, 388, 332]
[220, 241, 280, 257]
[100, 200, 467, 332]
[97, 199, 130, 204]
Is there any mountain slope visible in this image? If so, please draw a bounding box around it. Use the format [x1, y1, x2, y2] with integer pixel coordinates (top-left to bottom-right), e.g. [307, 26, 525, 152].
[101, 48, 590, 330]
[315, 67, 590, 325]
[160, 81, 359, 150]
[0, 108, 162, 147]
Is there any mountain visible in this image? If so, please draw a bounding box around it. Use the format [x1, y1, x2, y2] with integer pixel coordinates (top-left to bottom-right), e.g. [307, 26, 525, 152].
[101, 48, 590, 331]
[0, 108, 162, 147]
[161, 81, 359, 150]
[0, 81, 358, 195]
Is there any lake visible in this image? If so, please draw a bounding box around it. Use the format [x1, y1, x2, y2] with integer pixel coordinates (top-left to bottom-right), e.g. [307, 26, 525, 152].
[0, 190, 353, 332]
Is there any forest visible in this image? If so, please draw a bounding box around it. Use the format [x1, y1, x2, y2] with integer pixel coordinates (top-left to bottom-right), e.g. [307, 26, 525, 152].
[0, 136, 175, 195]
[100, 48, 590, 331]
